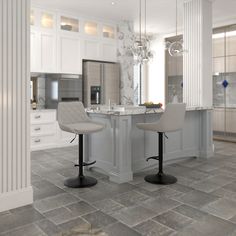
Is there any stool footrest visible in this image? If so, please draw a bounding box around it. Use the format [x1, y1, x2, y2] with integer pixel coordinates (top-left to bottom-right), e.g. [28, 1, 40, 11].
[74, 160, 96, 167]
[146, 156, 159, 162]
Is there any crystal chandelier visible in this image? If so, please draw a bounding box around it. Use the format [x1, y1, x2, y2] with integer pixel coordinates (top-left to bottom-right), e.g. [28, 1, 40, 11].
[129, 0, 153, 64]
[166, 0, 184, 57]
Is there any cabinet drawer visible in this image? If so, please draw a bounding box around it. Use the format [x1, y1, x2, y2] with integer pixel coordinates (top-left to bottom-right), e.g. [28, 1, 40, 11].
[31, 135, 56, 147]
[31, 123, 56, 136]
[31, 111, 56, 124]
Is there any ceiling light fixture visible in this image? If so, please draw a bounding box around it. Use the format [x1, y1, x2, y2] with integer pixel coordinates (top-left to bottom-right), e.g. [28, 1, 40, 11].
[166, 0, 185, 57]
[129, 0, 153, 64]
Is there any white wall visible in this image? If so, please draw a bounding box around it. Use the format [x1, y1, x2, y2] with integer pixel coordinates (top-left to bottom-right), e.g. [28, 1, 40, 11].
[0, 0, 33, 212]
[148, 35, 166, 105]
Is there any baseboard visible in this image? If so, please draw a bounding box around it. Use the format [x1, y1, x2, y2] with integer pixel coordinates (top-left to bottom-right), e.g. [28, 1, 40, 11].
[0, 186, 33, 212]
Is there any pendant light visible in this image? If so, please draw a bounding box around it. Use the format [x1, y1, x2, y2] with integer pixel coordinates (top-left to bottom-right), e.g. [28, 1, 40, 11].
[166, 0, 184, 57]
[129, 0, 153, 64]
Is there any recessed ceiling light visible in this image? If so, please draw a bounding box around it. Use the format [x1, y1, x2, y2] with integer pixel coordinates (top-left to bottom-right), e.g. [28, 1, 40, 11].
[111, 2, 116, 5]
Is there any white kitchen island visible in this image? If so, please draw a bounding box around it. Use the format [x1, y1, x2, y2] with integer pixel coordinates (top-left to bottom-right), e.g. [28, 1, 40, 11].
[85, 106, 214, 183]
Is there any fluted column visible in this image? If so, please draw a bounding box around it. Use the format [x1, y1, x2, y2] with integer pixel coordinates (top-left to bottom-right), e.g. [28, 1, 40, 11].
[0, 0, 32, 212]
[183, 0, 212, 107]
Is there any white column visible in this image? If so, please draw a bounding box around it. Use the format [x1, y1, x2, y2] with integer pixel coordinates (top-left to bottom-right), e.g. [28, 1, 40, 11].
[0, 0, 32, 212]
[183, 0, 212, 107]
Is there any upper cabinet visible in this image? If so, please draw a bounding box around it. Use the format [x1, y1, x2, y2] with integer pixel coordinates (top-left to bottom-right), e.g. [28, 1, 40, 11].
[30, 7, 117, 74]
[30, 8, 57, 73]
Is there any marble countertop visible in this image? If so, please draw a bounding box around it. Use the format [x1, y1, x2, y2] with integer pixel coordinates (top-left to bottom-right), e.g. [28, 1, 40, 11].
[31, 109, 56, 113]
[87, 105, 213, 116]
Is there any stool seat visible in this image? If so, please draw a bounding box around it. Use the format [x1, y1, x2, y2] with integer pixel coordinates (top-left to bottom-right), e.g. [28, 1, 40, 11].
[60, 122, 104, 134]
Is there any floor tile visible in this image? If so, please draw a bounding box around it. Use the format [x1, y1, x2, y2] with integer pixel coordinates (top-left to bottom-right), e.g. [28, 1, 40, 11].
[172, 204, 208, 220]
[35, 219, 62, 235]
[202, 198, 236, 220]
[113, 206, 157, 227]
[174, 190, 219, 208]
[222, 181, 236, 193]
[44, 207, 77, 225]
[174, 215, 236, 236]
[192, 179, 221, 193]
[104, 222, 141, 236]
[0, 224, 46, 236]
[142, 197, 181, 215]
[57, 217, 91, 234]
[0, 207, 44, 234]
[134, 220, 175, 236]
[34, 193, 78, 213]
[92, 199, 125, 216]
[82, 210, 117, 229]
[112, 190, 150, 207]
[153, 210, 193, 231]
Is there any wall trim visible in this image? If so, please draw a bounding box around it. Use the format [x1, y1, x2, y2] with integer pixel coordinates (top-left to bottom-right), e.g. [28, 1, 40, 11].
[0, 187, 33, 212]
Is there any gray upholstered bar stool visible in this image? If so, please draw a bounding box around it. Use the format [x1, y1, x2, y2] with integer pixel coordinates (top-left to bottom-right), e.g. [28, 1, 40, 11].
[57, 102, 104, 188]
[136, 103, 186, 185]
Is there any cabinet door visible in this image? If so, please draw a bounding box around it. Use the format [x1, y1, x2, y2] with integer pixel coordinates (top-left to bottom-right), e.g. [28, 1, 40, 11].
[41, 32, 57, 72]
[83, 62, 101, 107]
[104, 63, 120, 104]
[30, 30, 41, 72]
[84, 40, 100, 60]
[101, 43, 117, 62]
[58, 36, 82, 74]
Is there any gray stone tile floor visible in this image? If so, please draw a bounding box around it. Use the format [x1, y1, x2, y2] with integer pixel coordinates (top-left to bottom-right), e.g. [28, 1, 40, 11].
[1, 141, 236, 235]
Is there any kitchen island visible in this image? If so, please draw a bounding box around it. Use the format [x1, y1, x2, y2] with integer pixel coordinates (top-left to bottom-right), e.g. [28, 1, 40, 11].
[85, 106, 213, 183]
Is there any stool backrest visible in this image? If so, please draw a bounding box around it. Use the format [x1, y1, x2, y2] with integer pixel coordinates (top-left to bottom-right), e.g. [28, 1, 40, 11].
[158, 103, 186, 132]
[57, 102, 90, 125]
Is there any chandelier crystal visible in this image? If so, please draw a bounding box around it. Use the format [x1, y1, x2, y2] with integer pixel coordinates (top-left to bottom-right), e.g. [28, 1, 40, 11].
[129, 0, 153, 64]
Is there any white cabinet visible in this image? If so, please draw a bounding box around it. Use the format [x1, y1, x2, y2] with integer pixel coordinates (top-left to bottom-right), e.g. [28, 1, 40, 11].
[58, 35, 82, 74]
[30, 110, 77, 151]
[30, 30, 57, 73]
[30, 110, 57, 150]
[84, 40, 100, 60]
[30, 30, 40, 72]
[101, 43, 117, 62]
[30, 7, 118, 74]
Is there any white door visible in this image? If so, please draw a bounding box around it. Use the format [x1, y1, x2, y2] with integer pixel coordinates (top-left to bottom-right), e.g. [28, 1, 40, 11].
[58, 35, 82, 74]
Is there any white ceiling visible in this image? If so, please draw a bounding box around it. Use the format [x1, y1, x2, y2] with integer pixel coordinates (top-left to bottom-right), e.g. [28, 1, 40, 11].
[31, 0, 236, 34]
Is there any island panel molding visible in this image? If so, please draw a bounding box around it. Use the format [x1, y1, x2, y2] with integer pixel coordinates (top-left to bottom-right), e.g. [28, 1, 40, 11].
[183, 0, 213, 108]
[0, 0, 33, 212]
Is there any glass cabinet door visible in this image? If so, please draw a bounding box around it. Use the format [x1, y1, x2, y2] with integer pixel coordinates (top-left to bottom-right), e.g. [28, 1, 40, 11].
[103, 25, 115, 39]
[60, 16, 79, 32]
[84, 22, 98, 36]
[41, 12, 54, 29]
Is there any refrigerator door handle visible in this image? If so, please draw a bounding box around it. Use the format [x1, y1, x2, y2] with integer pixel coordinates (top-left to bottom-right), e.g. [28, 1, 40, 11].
[100, 63, 105, 104]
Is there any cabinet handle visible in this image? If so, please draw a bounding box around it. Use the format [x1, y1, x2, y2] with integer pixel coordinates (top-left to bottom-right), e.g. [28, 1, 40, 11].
[34, 115, 41, 119]
[34, 127, 41, 131]
[34, 139, 41, 143]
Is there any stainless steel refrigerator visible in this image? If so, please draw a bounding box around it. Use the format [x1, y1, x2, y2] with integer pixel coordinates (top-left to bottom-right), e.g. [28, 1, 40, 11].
[83, 60, 120, 107]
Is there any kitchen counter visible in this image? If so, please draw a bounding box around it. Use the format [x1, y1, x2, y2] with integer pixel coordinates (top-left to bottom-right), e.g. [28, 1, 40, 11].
[86, 107, 214, 183]
[87, 105, 213, 116]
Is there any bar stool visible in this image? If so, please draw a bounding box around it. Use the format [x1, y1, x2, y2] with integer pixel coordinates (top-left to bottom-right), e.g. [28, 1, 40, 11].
[136, 103, 186, 185]
[57, 102, 104, 188]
